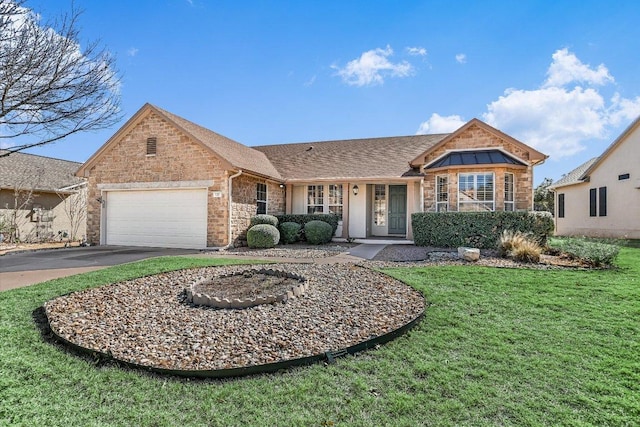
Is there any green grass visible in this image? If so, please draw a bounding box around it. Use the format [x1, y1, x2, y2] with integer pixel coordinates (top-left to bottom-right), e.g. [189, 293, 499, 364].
[1, 252, 639, 426]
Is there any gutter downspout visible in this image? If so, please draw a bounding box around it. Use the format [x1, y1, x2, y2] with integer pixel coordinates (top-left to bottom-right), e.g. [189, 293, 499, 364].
[227, 170, 243, 248]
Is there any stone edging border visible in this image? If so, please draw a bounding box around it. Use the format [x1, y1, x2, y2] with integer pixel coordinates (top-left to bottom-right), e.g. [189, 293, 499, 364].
[185, 268, 307, 309]
[43, 309, 425, 379]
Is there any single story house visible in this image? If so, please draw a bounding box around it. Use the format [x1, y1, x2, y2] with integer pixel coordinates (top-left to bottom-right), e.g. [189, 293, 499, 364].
[76, 103, 547, 248]
[0, 151, 87, 243]
[549, 115, 640, 239]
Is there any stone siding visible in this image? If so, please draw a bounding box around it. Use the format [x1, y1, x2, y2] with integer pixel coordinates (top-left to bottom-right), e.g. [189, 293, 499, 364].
[420, 124, 534, 211]
[85, 111, 229, 246]
[231, 175, 285, 246]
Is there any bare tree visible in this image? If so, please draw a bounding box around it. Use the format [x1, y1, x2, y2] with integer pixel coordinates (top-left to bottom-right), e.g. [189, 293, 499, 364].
[0, 165, 43, 242]
[0, 0, 122, 157]
[56, 183, 86, 242]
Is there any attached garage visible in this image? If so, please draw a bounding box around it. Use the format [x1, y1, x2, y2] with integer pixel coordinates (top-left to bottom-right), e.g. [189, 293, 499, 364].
[103, 189, 208, 249]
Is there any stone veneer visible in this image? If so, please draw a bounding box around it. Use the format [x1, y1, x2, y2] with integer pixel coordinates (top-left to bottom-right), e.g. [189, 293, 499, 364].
[419, 124, 534, 211]
[84, 111, 284, 247]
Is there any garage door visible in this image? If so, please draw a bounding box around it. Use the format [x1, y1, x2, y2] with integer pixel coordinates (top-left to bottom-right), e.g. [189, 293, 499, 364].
[105, 189, 208, 249]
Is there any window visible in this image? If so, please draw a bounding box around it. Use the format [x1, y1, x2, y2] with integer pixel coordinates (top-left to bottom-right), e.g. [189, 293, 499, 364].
[504, 173, 515, 211]
[558, 193, 565, 218]
[256, 183, 267, 214]
[374, 184, 386, 225]
[307, 185, 324, 214]
[598, 186, 607, 217]
[619, 173, 630, 180]
[328, 184, 343, 220]
[458, 173, 495, 211]
[146, 137, 157, 155]
[436, 176, 448, 212]
[589, 188, 597, 217]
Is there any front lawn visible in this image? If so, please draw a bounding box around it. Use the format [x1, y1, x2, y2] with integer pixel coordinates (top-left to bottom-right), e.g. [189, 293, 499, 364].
[1, 251, 638, 425]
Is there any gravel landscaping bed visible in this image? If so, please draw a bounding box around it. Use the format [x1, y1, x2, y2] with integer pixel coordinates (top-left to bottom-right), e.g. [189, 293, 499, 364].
[44, 263, 425, 373]
[213, 244, 353, 259]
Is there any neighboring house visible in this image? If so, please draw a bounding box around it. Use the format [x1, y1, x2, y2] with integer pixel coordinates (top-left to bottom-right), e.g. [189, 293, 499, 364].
[77, 103, 547, 249]
[549, 116, 640, 239]
[0, 151, 87, 243]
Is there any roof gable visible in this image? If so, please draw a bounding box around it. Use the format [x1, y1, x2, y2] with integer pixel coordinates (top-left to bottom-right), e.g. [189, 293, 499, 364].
[0, 150, 84, 192]
[409, 118, 547, 167]
[77, 104, 282, 180]
[578, 114, 640, 181]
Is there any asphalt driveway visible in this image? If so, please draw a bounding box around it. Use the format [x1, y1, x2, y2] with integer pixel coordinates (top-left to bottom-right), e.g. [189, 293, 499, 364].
[0, 246, 199, 290]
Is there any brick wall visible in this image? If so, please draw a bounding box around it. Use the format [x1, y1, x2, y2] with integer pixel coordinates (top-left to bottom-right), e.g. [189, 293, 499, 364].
[420, 124, 534, 211]
[231, 175, 285, 246]
[85, 111, 229, 246]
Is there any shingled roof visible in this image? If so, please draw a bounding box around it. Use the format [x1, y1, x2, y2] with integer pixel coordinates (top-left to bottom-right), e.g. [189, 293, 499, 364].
[0, 150, 84, 193]
[254, 134, 448, 181]
[151, 105, 282, 180]
[549, 157, 599, 189]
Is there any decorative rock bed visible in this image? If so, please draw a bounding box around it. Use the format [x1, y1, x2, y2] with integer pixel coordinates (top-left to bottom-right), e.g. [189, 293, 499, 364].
[44, 263, 425, 377]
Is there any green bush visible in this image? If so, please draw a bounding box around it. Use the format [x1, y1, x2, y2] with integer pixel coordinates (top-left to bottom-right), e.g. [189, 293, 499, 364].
[304, 220, 333, 245]
[246, 224, 280, 248]
[412, 211, 554, 249]
[279, 222, 302, 244]
[549, 237, 620, 267]
[276, 214, 339, 236]
[250, 214, 279, 227]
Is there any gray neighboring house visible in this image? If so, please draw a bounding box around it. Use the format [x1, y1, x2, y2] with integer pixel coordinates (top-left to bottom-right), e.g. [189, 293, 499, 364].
[0, 150, 87, 243]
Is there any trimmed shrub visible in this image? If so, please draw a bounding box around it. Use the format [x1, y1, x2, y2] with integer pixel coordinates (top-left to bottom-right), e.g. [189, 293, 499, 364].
[498, 230, 541, 263]
[549, 237, 620, 267]
[276, 214, 338, 236]
[411, 211, 554, 249]
[250, 214, 279, 227]
[246, 224, 280, 248]
[304, 220, 333, 245]
[279, 221, 302, 244]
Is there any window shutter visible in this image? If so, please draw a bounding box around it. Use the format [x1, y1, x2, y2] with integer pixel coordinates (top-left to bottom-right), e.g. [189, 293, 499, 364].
[589, 188, 597, 217]
[598, 187, 607, 217]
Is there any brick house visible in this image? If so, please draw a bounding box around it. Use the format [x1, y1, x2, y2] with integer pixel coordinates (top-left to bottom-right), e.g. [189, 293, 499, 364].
[77, 104, 547, 248]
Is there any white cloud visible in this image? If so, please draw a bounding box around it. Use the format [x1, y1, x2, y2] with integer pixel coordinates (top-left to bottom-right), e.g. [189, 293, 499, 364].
[416, 113, 466, 134]
[127, 47, 139, 57]
[543, 48, 613, 88]
[455, 53, 466, 64]
[332, 45, 414, 87]
[483, 86, 607, 157]
[304, 75, 316, 87]
[406, 46, 427, 56]
[608, 93, 640, 127]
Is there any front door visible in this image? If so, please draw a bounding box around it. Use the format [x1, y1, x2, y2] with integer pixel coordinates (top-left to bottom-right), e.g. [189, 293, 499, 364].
[388, 185, 407, 235]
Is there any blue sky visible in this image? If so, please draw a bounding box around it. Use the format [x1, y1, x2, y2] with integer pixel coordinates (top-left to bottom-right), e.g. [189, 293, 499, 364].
[16, 0, 640, 185]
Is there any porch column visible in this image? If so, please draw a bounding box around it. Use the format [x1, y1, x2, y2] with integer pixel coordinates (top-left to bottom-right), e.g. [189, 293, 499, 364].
[285, 184, 293, 214]
[342, 181, 350, 238]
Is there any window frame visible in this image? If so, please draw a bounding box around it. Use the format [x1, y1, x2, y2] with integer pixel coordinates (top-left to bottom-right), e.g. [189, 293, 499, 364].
[504, 172, 515, 211]
[458, 172, 495, 211]
[558, 193, 565, 218]
[436, 175, 449, 212]
[373, 184, 386, 225]
[327, 184, 343, 220]
[306, 185, 325, 214]
[256, 183, 267, 215]
[589, 188, 597, 217]
[598, 186, 607, 217]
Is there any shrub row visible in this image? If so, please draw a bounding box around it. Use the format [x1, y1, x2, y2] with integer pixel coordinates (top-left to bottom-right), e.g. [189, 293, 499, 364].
[548, 237, 620, 267]
[411, 211, 554, 249]
[276, 214, 339, 236]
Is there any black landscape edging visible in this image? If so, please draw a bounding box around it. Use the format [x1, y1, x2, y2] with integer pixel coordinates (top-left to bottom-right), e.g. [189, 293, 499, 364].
[45, 309, 424, 379]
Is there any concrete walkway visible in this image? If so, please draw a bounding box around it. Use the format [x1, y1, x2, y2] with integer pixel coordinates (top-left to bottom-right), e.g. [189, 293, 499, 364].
[347, 244, 388, 260]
